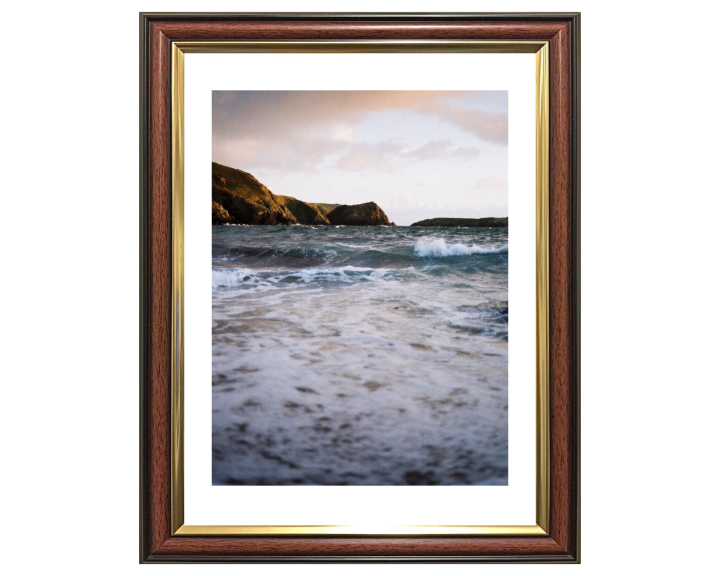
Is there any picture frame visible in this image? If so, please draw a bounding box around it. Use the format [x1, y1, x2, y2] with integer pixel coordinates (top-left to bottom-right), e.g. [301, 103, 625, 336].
[140, 12, 580, 563]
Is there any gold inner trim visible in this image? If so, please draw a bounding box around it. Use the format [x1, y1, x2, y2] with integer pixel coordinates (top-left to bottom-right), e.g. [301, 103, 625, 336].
[176, 524, 548, 536]
[169, 40, 550, 537]
[170, 42, 185, 534]
[535, 43, 550, 533]
[176, 40, 547, 54]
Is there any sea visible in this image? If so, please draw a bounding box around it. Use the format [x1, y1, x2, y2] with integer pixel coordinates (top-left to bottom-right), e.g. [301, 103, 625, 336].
[212, 225, 508, 485]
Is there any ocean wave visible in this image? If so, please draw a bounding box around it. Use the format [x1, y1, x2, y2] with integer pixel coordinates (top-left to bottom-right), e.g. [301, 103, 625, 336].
[414, 238, 508, 257]
[284, 266, 391, 283]
[212, 268, 257, 288]
[213, 244, 340, 268]
[213, 266, 392, 289]
[334, 243, 371, 249]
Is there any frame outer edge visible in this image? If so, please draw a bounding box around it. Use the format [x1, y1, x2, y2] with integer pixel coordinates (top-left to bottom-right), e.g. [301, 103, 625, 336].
[570, 12, 581, 563]
[139, 12, 151, 563]
[141, 554, 577, 564]
[138, 12, 582, 22]
[140, 13, 581, 562]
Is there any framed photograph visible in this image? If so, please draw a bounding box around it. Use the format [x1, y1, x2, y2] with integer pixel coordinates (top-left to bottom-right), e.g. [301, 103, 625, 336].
[140, 12, 580, 563]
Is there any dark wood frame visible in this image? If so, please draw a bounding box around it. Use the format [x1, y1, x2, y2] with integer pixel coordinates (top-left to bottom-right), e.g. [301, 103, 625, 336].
[140, 12, 580, 563]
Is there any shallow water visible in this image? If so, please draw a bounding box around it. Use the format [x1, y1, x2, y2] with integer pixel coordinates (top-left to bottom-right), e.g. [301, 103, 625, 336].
[212, 225, 508, 485]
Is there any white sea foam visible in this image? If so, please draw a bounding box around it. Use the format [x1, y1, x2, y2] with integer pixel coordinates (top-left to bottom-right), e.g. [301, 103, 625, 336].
[281, 266, 390, 283]
[212, 268, 256, 288]
[334, 243, 371, 249]
[212, 226, 508, 486]
[212, 266, 392, 290]
[414, 238, 508, 257]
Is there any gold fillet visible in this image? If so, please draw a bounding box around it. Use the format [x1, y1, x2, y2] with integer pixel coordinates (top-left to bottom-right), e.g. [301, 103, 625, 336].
[535, 43, 550, 533]
[169, 40, 551, 537]
[170, 42, 185, 534]
[176, 40, 547, 54]
[175, 524, 547, 536]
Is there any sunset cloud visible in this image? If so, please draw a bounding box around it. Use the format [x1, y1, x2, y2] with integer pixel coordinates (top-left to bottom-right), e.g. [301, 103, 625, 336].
[213, 91, 507, 172]
[330, 139, 482, 173]
[213, 91, 507, 141]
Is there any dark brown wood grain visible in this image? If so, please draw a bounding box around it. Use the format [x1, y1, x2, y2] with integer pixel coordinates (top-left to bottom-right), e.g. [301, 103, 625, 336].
[146, 20, 172, 556]
[548, 22, 573, 555]
[140, 13, 580, 564]
[152, 535, 568, 559]
[154, 20, 568, 41]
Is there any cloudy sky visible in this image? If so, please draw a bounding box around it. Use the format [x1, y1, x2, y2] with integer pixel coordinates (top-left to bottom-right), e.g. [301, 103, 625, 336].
[213, 91, 508, 226]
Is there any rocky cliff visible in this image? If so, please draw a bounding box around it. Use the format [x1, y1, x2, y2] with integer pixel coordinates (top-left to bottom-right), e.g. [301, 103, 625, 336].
[410, 217, 508, 228]
[212, 162, 297, 225]
[315, 203, 341, 216]
[326, 202, 393, 226]
[212, 163, 390, 226]
[211, 200, 233, 225]
[275, 196, 330, 225]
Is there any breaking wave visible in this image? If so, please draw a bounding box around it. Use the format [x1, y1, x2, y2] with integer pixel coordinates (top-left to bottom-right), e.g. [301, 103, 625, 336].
[414, 238, 508, 257]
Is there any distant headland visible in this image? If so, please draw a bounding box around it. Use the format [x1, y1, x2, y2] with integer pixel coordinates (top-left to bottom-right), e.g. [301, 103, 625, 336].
[212, 162, 394, 226]
[410, 217, 508, 228]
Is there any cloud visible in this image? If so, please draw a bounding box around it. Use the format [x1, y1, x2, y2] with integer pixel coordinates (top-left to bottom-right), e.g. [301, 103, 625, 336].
[475, 173, 508, 189]
[451, 147, 483, 160]
[335, 141, 405, 173]
[428, 105, 508, 145]
[213, 91, 508, 143]
[405, 139, 453, 160]
[334, 139, 481, 173]
[214, 136, 350, 172]
[213, 91, 506, 173]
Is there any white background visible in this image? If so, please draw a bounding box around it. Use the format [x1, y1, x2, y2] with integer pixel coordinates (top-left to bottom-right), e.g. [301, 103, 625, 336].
[1, 0, 719, 573]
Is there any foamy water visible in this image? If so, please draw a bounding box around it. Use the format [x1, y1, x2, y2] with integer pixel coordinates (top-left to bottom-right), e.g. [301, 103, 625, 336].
[414, 237, 508, 257]
[212, 225, 508, 485]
